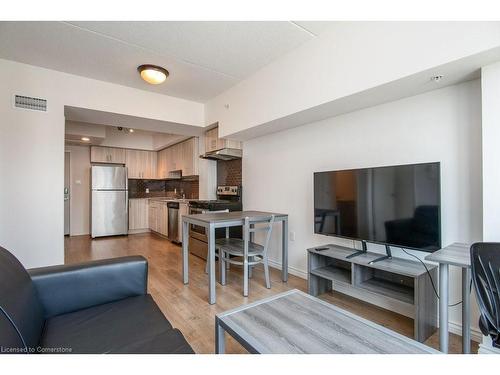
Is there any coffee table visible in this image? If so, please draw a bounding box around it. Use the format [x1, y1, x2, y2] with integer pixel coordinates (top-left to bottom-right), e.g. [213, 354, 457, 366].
[215, 289, 439, 354]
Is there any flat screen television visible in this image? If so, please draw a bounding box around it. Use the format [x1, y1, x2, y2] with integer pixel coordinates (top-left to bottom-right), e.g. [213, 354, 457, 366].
[314, 162, 441, 252]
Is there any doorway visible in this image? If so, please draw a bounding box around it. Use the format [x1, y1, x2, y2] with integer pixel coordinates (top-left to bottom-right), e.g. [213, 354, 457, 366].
[64, 151, 70, 236]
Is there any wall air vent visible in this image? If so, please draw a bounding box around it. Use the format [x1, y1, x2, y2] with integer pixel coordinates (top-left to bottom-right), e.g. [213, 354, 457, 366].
[14, 95, 47, 112]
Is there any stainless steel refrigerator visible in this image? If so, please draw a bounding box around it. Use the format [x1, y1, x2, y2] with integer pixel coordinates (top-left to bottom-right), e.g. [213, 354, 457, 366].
[91, 165, 128, 238]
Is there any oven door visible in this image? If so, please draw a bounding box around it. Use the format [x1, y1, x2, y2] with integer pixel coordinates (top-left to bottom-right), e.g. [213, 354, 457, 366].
[189, 207, 207, 242]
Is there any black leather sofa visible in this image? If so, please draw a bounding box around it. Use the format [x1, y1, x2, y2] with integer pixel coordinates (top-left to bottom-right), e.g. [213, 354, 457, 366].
[0, 246, 194, 354]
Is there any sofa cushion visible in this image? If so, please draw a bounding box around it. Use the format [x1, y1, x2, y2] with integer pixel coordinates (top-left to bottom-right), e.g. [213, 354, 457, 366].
[39, 294, 193, 354]
[0, 246, 45, 351]
[111, 329, 194, 354]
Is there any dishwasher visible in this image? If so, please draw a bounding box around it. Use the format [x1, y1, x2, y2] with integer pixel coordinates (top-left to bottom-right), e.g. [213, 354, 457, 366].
[167, 201, 179, 243]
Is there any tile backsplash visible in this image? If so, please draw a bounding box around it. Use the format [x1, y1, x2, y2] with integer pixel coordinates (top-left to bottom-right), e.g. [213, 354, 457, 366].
[217, 159, 242, 186]
[129, 178, 199, 199]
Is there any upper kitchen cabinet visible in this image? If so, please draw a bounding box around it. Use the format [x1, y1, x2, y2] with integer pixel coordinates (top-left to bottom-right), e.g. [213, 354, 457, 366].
[156, 137, 199, 178]
[179, 137, 199, 176]
[126, 149, 157, 179]
[90, 146, 126, 164]
[204, 126, 242, 153]
[157, 147, 170, 179]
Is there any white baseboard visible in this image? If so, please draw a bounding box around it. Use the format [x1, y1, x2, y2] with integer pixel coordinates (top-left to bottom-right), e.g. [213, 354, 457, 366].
[268, 259, 308, 279]
[268, 258, 482, 343]
[128, 229, 150, 235]
[478, 337, 500, 354]
[449, 322, 482, 343]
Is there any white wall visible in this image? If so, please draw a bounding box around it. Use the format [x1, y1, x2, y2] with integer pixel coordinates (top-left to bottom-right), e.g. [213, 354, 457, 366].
[479, 61, 500, 351]
[481, 62, 500, 241]
[65, 145, 91, 236]
[0, 58, 203, 268]
[243, 80, 482, 337]
[208, 22, 500, 138]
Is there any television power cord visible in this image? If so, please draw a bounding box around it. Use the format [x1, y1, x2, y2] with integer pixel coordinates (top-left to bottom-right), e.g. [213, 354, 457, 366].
[400, 247, 471, 307]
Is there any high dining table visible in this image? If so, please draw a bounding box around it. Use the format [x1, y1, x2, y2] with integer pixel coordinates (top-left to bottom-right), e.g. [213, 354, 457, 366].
[181, 210, 289, 304]
[425, 242, 472, 354]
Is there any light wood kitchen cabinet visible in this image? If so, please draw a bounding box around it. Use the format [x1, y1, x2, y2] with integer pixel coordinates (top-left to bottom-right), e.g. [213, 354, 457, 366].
[158, 203, 169, 236]
[204, 126, 241, 153]
[91, 146, 126, 164]
[156, 137, 199, 178]
[149, 200, 168, 236]
[180, 137, 199, 176]
[157, 148, 168, 179]
[126, 149, 157, 179]
[204, 127, 219, 152]
[129, 198, 149, 231]
[167, 144, 178, 172]
[148, 201, 159, 232]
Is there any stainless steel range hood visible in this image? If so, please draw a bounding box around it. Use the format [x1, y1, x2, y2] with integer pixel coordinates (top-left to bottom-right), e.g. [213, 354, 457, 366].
[200, 148, 242, 161]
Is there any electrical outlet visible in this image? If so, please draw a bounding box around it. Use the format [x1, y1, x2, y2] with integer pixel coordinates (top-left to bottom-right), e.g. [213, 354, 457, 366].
[289, 232, 296, 242]
[145, 188, 150, 194]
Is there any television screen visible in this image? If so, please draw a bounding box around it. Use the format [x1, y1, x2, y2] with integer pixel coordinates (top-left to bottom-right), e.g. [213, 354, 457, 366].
[314, 162, 441, 252]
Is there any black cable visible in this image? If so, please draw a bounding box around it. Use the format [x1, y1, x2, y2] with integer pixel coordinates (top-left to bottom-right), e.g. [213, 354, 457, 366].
[400, 247, 470, 307]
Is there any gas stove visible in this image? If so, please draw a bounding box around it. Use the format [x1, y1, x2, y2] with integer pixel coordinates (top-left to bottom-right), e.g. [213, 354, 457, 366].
[188, 185, 242, 260]
[188, 185, 242, 211]
[188, 199, 241, 211]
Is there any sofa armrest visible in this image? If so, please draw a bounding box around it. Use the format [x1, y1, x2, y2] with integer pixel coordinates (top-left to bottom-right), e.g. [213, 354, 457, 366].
[28, 256, 148, 319]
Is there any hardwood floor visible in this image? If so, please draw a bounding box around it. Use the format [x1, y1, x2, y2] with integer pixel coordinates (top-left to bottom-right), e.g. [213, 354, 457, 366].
[64, 233, 477, 354]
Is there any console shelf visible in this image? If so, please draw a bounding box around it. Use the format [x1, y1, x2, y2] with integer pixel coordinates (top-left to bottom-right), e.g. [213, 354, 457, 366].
[307, 244, 437, 343]
[358, 278, 415, 305]
[310, 265, 351, 285]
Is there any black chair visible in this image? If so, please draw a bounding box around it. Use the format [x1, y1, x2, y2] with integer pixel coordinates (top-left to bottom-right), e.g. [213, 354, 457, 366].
[0, 246, 194, 354]
[470, 242, 500, 348]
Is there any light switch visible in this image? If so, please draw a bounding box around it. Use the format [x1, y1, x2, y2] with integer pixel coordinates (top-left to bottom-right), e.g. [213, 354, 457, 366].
[289, 232, 296, 242]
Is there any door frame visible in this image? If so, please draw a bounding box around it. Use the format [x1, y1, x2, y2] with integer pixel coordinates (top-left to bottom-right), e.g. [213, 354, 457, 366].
[64, 150, 71, 236]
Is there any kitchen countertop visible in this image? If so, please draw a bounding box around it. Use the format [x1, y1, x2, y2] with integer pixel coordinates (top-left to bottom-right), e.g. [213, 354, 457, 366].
[129, 197, 196, 203]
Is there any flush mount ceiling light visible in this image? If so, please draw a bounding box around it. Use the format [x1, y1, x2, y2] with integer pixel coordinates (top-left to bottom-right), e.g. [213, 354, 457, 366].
[137, 64, 169, 85]
[81, 137, 90, 142]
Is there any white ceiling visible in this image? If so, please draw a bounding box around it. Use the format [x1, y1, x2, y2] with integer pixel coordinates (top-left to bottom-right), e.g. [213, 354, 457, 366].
[0, 21, 335, 102]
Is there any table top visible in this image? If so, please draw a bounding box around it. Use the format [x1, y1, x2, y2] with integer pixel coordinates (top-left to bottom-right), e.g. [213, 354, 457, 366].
[216, 289, 438, 354]
[182, 210, 287, 224]
[425, 242, 471, 268]
[308, 244, 436, 277]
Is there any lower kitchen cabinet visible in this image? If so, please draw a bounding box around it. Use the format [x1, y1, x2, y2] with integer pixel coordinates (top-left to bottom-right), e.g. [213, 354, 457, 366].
[149, 200, 168, 236]
[129, 198, 149, 232]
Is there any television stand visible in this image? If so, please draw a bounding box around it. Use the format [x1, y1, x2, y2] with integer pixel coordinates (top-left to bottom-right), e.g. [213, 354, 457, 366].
[307, 243, 437, 342]
[368, 244, 393, 265]
[345, 240, 368, 259]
